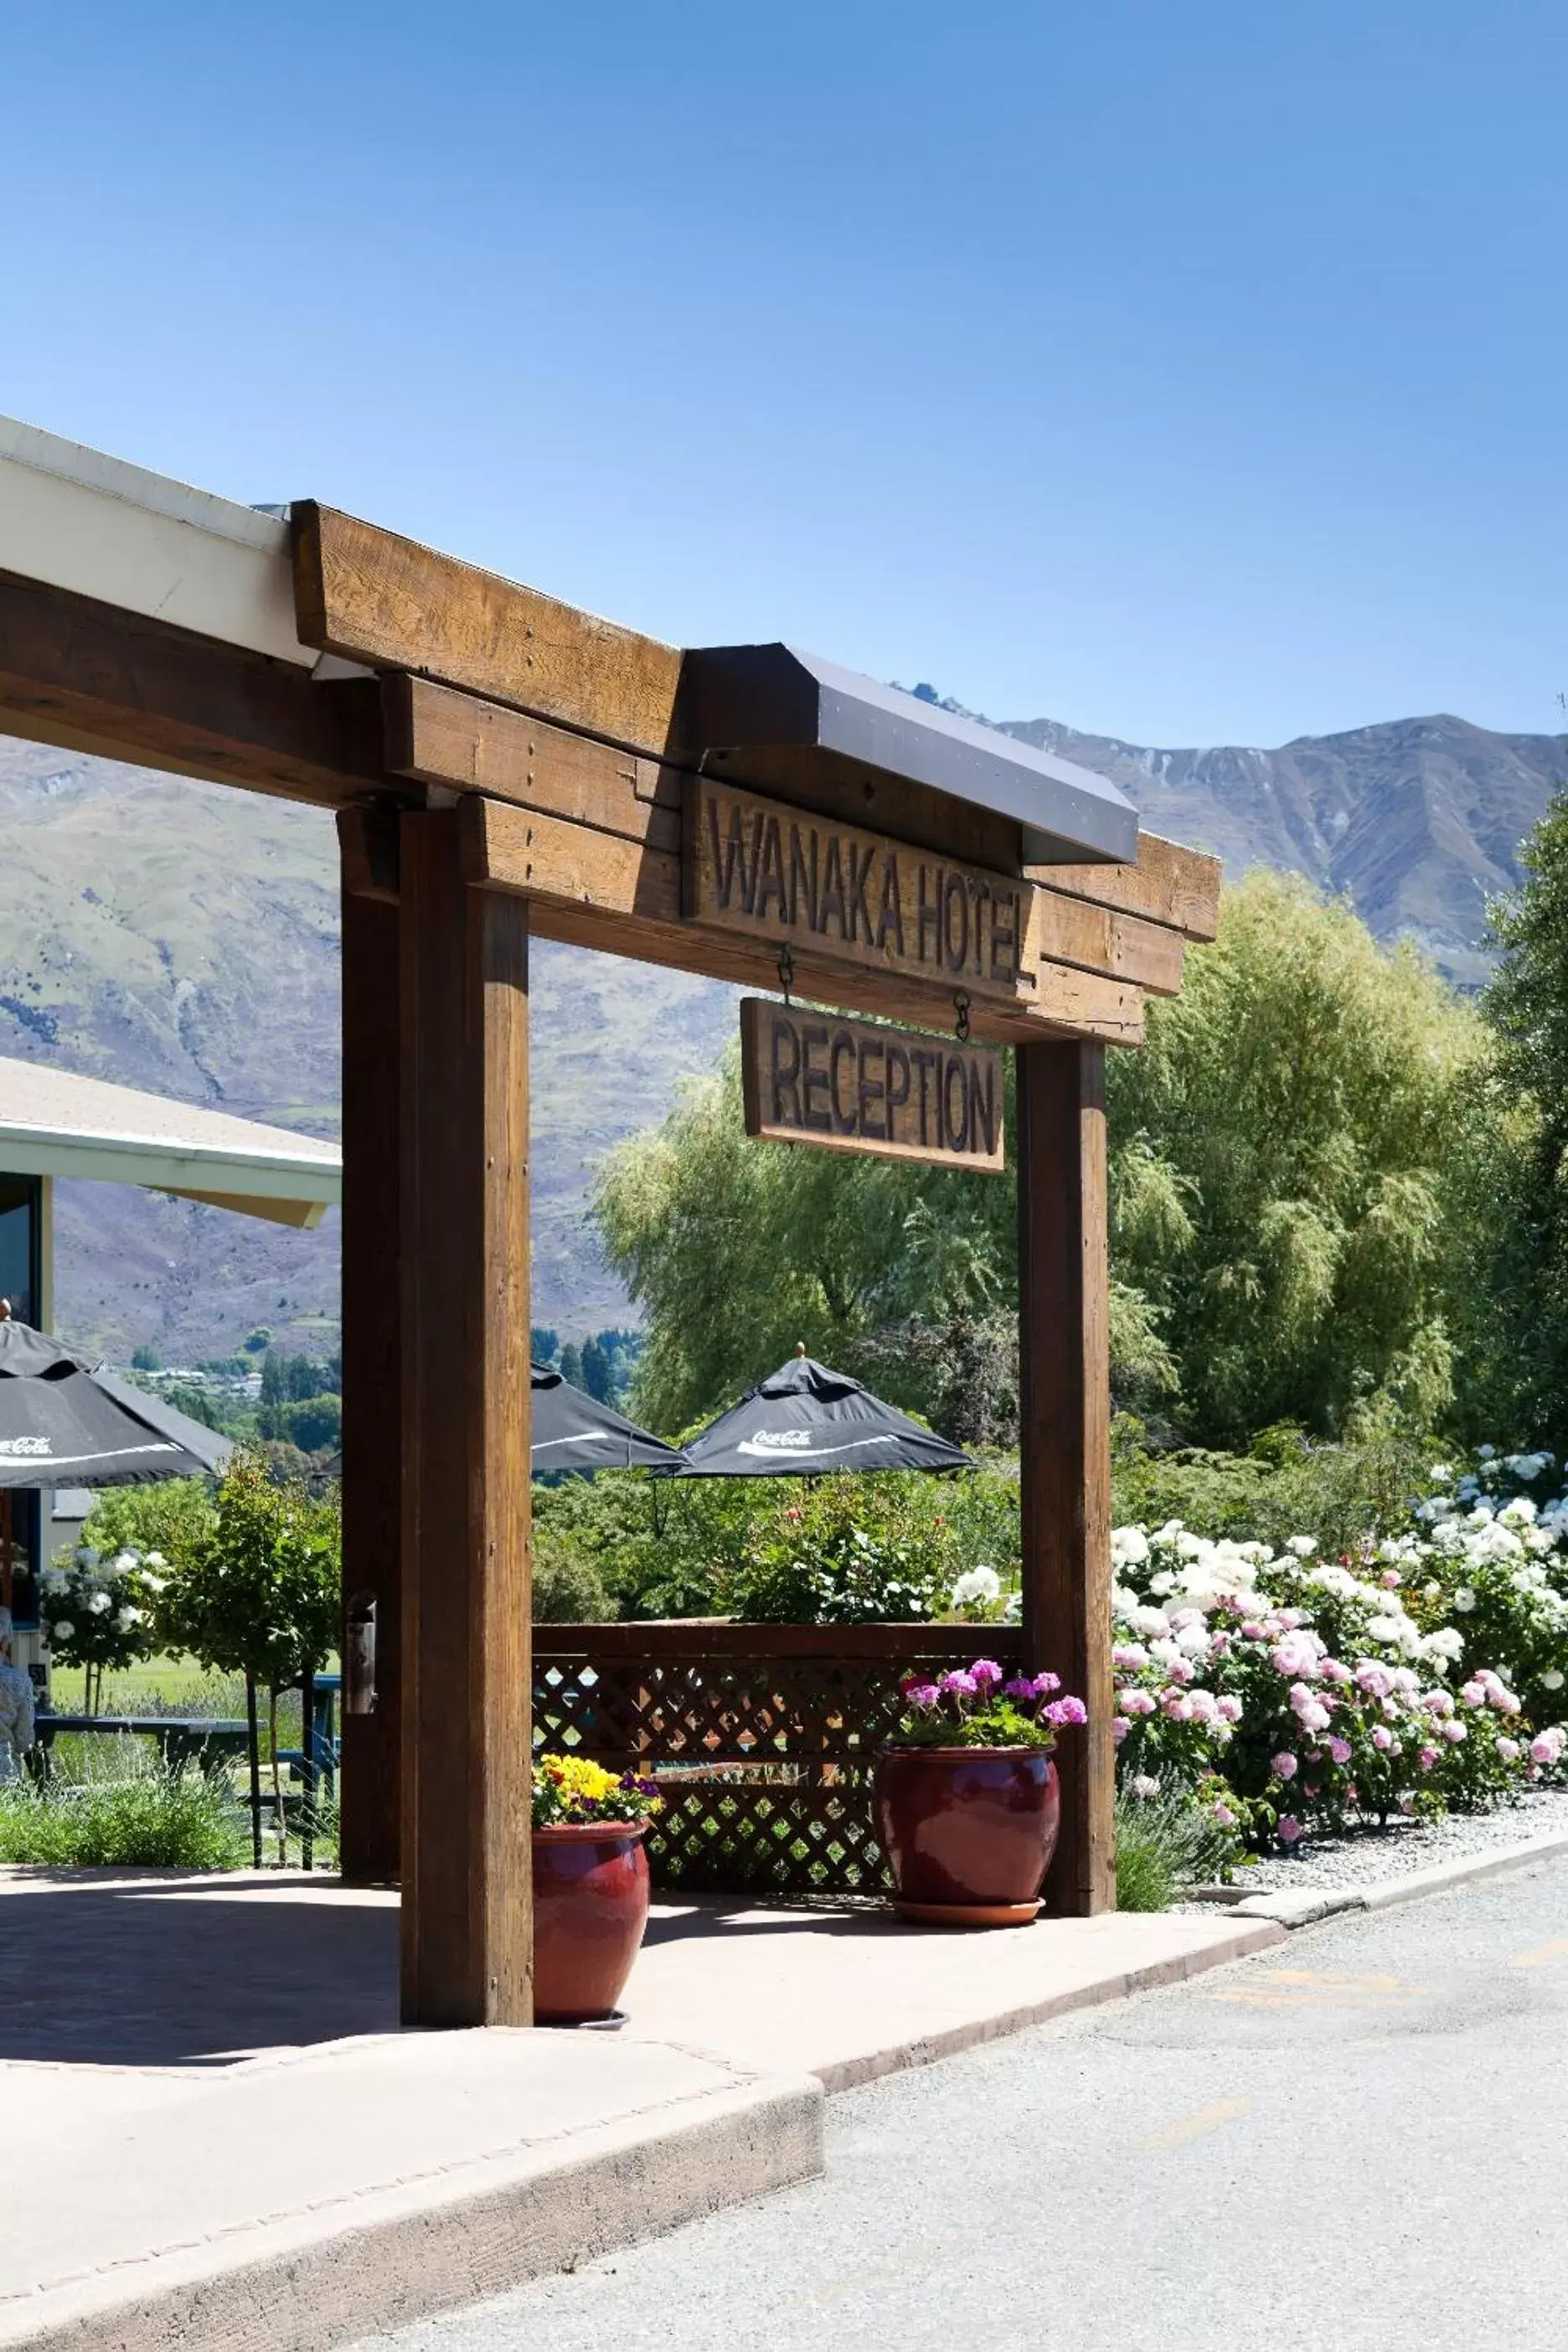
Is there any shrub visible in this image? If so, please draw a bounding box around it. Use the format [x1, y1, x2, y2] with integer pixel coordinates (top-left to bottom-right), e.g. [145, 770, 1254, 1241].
[1114, 1786, 1242, 1910]
[0, 1756, 245, 1870]
[1108, 1507, 1560, 1845]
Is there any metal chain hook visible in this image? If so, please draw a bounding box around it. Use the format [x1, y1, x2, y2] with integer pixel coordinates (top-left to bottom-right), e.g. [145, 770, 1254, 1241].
[778, 942, 795, 1008]
[953, 989, 972, 1045]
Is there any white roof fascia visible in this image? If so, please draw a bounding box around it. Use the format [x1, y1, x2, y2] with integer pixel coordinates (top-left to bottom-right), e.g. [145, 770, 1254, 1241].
[0, 414, 312, 668]
[0, 1125, 340, 1206]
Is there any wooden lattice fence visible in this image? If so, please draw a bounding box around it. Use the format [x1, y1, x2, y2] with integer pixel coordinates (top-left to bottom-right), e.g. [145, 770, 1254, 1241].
[534, 1623, 1025, 1897]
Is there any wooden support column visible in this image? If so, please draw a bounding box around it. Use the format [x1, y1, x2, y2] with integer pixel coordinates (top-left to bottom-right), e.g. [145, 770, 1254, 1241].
[400, 810, 534, 2026]
[337, 840, 404, 1884]
[1016, 1039, 1117, 1915]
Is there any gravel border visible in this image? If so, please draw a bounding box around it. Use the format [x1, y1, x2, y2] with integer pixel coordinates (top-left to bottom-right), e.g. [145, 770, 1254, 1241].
[1190, 1785, 1568, 1904]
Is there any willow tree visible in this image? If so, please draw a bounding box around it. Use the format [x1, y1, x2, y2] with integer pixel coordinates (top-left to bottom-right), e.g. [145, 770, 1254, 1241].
[1106, 869, 1489, 1445]
[595, 870, 1492, 1446]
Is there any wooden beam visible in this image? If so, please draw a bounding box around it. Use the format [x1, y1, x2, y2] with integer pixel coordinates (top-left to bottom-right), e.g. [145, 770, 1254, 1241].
[338, 802, 403, 903]
[294, 504, 683, 756]
[338, 865, 403, 1885]
[1029, 833, 1222, 942]
[0, 567, 396, 809]
[462, 793, 1146, 1047]
[387, 676, 1186, 996]
[384, 673, 681, 850]
[400, 811, 534, 2025]
[1016, 1039, 1117, 1916]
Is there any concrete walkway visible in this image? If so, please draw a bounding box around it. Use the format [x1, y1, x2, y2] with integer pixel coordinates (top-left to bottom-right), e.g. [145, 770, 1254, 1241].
[0, 1867, 1281, 2351]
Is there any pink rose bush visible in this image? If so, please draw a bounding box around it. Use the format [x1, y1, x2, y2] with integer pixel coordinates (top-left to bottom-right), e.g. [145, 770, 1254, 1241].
[1110, 1510, 1565, 1850]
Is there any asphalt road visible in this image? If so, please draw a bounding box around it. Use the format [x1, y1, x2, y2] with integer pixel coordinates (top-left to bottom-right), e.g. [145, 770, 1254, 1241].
[351, 1859, 1568, 2352]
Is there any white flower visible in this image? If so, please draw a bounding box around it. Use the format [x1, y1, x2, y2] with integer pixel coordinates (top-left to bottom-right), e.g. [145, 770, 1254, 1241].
[73, 1546, 99, 1571]
[1544, 1670, 1565, 1691]
[1286, 1535, 1318, 1557]
[1428, 1466, 1454, 1486]
[39, 1565, 68, 1593]
[1452, 1587, 1476, 1612]
[1365, 1617, 1405, 1646]
[951, 1565, 1001, 1607]
[1149, 1571, 1175, 1596]
[87, 1591, 111, 1616]
[1132, 1775, 1159, 1799]
[51, 1619, 74, 1640]
[108, 1550, 137, 1576]
[143, 1551, 167, 1570]
[1111, 1527, 1150, 1567]
[115, 1606, 142, 1632]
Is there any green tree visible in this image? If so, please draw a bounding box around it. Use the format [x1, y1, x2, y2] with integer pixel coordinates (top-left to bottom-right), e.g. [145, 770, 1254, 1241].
[1106, 869, 1488, 1445]
[1467, 790, 1568, 1442]
[595, 873, 1490, 1447]
[157, 1452, 339, 1861]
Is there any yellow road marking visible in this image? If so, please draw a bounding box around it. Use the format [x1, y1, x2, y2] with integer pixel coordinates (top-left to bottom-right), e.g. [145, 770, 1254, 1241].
[1507, 1938, 1568, 1969]
[1136, 2097, 1250, 2153]
[1210, 1968, 1417, 2010]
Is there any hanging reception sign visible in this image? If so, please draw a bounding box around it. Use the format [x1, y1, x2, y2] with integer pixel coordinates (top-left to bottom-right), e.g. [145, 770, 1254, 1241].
[738, 998, 1005, 1173]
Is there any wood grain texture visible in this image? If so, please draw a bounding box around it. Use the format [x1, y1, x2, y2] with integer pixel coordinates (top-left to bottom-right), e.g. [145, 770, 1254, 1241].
[463, 794, 1148, 1047]
[0, 567, 391, 807]
[1015, 1040, 1117, 1916]
[1032, 891, 1186, 997]
[1031, 832, 1223, 942]
[383, 673, 683, 848]
[400, 812, 534, 2026]
[337, 877, 403, 1885]
[294, 503, 683, 754]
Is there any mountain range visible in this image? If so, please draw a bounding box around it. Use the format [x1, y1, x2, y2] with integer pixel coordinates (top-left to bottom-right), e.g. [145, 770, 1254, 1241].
[0, 705, 1562, 1362]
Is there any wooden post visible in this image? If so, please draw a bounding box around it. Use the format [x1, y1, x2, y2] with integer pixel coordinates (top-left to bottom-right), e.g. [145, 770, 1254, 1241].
[337, 859, 405, 1884]
[1016, 1039, 1117, 1915]
[399, 810, 534, 2027]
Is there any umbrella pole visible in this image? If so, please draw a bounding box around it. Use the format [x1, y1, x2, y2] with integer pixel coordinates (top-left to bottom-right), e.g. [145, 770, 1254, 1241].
[244, 1671, 263, 1868]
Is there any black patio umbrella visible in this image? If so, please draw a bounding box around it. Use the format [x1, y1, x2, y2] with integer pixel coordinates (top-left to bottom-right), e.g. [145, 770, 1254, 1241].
[0, 1315, 214, 1488]
[529, 1365, 685, 1478]
[677, 1352, 972, 1478]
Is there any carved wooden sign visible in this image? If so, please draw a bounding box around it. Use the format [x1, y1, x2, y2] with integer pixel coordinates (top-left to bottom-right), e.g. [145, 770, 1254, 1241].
[739, 998, 1006, 1173]
[684, 777, 1036, 1005]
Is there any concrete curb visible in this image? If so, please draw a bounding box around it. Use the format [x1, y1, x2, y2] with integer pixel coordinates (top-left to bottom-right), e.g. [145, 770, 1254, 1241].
[5, 2070, 824, 2352]
[1230, 1825, 1568, 1929]
[810, 1917, 1288, 2092]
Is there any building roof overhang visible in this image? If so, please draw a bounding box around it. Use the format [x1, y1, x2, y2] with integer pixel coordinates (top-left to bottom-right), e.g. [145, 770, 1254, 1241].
[0, 1056, 340, 1230]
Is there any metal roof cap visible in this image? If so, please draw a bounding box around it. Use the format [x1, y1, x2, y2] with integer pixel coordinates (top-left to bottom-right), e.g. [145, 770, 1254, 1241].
[677, 643, 1137, 866]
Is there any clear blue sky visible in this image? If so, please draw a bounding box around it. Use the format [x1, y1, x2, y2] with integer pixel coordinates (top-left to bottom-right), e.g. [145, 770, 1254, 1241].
[3, 2, 1564, 748]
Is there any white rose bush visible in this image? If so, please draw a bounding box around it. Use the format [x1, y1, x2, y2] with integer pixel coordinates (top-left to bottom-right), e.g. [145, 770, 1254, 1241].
[1109, 1454, 1568, 1854]
[41, 1545, 169, 1714]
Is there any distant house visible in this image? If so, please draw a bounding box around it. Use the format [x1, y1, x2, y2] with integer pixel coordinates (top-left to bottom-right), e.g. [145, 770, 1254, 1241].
[0, 1054, 340, 1668]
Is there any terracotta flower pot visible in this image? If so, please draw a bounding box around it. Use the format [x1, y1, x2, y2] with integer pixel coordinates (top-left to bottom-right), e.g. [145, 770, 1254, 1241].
[532, 1822, 652, 2023]
[873, 1746, 1060, 1926]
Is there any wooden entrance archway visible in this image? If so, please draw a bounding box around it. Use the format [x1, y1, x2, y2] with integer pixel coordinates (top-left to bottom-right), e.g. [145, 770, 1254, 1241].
[0, 422, 1220, 2024]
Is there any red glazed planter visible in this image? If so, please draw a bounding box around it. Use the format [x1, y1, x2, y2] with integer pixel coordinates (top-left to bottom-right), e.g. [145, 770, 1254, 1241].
[873, 1746, 1060, 1926]
[532, 1823, 652, 2023]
